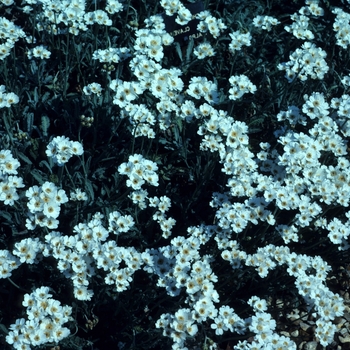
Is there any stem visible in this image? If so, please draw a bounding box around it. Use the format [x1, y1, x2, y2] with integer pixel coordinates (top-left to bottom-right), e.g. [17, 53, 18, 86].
[64, 32, 70, 99]
[7, 277, 30, 292]
[73, 36, 85, 87]
[64, 164, 76, 188]
[57, 165, 64, 187]
[121, 0, 131, 42]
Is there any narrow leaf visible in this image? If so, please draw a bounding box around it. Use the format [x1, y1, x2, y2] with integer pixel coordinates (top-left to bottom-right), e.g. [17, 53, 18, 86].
[17, 152, 32, 165]
[175, 42, 183, 62]
[186, 38, 194, 63]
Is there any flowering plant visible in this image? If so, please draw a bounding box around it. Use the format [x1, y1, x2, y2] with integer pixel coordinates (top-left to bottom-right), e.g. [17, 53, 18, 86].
[1, 0, 350, 349]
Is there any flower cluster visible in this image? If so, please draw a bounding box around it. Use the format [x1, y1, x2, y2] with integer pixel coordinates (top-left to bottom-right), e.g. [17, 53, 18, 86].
[128, 189, 149, 209]
[276, 105, 307, 126]
[0, 16, 26, 60]
[133, 19, 174, 62]
[44, 224, 97, 301]
[228, 31, 252, 53]
[152, 225, 248, 349]
[0, 249, 20, 279]
[197, 107, 251, 164]
[0, 150, 23, 206]
[0, 85, 19, 108]
[25, 181, 69, 230]
[46, 136, 84, 166]
[70, 188, 88, 201]
[228, 75, 257, 101]
[222, 242, 344, 347]
[25, 0, 121, 36]
[83, 82, 103, 96]
[110, 79, 144, 108]
[195, 11, 227, 38]
[277, 42, 329, 82]
[193, 42, 215, 59]
[160, 0, 192, 25]
[6, 286, 72, 350]
[244, 301, 297, 349]
[43, 212, 143, 298]
[108, 210, 135, 236]
[253, 15, 280, 31]
[92, 47, 131, 63]
[149, 196, 176, 239]
[305, 0, 324, 16]
[284, 13, 315, 40]
[332, 8, 350, 49]
[118, 154, 159, 190]
[95, 234, 144, 292]
[13, 237, 44, 265]
[27, 45, 51, 59]
[206, 90, 350, 347]
[331, 94, 350, 137]
[105, 0, 123, 15]
[186, 76, 218, 104]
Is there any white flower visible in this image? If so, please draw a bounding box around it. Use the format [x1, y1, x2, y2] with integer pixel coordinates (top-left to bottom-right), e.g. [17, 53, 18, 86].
[194, 42, 215, 59]
[74, 285, 93, 300]
[5, 92, 19, 105]
[31, 45, 51, 59]
[46, 137, 84, 165]
[43, 202, 60, 219]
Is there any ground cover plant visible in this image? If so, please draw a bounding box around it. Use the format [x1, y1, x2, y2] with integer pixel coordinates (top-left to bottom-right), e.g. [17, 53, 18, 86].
[1, 0, 350, 349]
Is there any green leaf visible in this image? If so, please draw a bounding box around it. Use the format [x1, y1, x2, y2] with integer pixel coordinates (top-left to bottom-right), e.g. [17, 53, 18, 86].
[0, 323, 8, 334]
[85, 179, 95, 202]
[26, 112, 34, 134]
[41, 91, 51, 103]
[39, 160, 52, 174]
[102, 184, 110, 197]
[41, 115, 50, 137]
[176, 117, 183, 133]
[0, 211, 12, 221]
[17, 152, 32, 165]
[85, 156, 92, 175]
[175, 42, 183, 62]
[31, 169, 45, 184]
[33, 86, 39, 104]
[186, 38, 194, 63]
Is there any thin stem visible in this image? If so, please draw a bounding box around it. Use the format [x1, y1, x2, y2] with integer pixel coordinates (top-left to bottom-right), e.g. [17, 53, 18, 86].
[64, 32, 70, 99]
[7, 277, 30, 292]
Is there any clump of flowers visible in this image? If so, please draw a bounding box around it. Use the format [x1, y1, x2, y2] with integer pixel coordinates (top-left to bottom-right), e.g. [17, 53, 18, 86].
[0, 249, 20, 279]
[118, 154, 159, 190]
[332, 7, 350, 48]
[253, 15, 280, 31]
[83, 82, 103, 96]
[25, 181, 69, 230]
[46, 136, 84, 166]
[277, 42, 329, 82]
[6, 286, 72, 350]
[194, 42, 215, 59]
[0, 150, 24, 206]
[160, 0, 192, 25]
[228, 75, 257, 100]
[186, 76, 218, 104]
[0, 85, 19, 108]
[228, 30, 252, 53]
[195, 11, 227, 38]
[284, 12, 315, 40]
[27, 45, 51, 59]
[149, 195, 176, 238]
[92, 47, 131, 63]
[0, 16, 26, 60]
